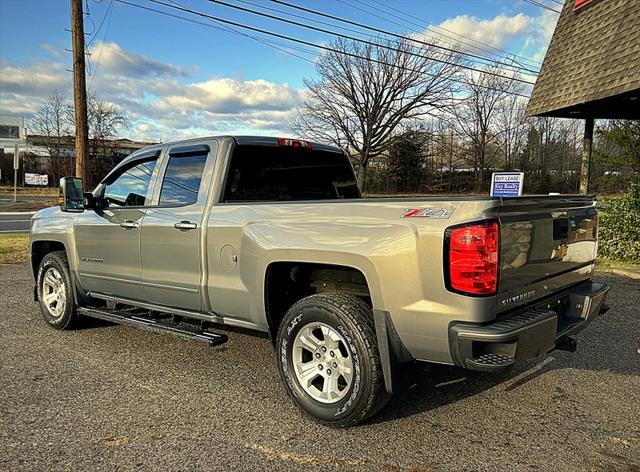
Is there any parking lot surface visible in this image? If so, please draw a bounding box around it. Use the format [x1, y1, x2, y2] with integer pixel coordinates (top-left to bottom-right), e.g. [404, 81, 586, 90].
[1, 263, 638, 471]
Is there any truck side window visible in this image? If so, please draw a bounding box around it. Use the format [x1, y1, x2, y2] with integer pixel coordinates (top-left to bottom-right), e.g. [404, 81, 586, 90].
[223, 145, 359, 202]
[158, 153, 207, 206]
[103, 158, 157, 207]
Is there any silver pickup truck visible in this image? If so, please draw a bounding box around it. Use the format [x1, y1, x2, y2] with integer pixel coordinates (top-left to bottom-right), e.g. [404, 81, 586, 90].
[30, 135, 609, 427]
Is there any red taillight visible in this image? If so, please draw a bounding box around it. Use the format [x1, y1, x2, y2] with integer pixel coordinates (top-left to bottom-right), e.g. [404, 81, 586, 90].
[277, 137, 312, 150]
[447, 221, 499, 295]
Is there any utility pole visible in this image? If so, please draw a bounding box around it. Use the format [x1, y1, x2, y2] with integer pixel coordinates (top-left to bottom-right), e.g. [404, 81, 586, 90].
[70, 0, 88, 182]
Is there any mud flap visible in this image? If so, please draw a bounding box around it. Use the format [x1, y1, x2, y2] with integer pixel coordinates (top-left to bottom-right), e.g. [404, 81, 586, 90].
[373, 309, 412, 394]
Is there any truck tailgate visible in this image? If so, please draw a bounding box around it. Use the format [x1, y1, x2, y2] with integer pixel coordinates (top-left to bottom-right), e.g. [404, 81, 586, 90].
[495, 196, 598, 312]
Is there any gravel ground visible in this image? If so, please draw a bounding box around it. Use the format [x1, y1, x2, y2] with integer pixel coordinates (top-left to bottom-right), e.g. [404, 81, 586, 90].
[1, 263, 638, 471]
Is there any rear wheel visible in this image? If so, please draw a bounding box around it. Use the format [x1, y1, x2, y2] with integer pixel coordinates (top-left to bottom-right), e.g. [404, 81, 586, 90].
[37, 251, 79, 330]
[276, 293, 390, 427]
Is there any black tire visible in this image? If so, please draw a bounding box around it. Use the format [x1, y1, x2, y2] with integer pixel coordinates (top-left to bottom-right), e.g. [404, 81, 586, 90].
[36, 251, 79, 330]
[276, 293, 390, 427]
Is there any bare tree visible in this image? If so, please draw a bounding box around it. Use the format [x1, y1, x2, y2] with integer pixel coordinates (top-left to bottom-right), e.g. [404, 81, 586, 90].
[87, 94, 127, 142]
[30, 90, 74, 181]
[66, 93, 127, 143]
[496, 95, 528, 170]
[454, 66, 524, 191]
[292, 37, 462, 189]
[65, 93, 128, 185]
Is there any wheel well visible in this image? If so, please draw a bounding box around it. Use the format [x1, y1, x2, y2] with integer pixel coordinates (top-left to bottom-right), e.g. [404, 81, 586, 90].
[264, 262, 371, 342]
[31, 241, 67, 275]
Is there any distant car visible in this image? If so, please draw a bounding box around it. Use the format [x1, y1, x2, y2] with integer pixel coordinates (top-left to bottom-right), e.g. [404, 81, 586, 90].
[30, 135, 609, 426]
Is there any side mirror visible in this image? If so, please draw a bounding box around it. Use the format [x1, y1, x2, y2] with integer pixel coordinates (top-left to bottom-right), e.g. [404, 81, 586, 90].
[59, 177, 85, 212]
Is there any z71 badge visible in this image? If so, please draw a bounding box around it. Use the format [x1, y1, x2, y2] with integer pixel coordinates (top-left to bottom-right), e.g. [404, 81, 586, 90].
[401, 208, 454, 219]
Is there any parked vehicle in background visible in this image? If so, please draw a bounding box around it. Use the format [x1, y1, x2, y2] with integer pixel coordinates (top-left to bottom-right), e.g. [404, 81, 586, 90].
[30, 136, 609, 426]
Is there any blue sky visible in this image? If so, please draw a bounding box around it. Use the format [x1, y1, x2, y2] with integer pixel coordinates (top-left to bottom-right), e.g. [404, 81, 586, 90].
[0, 0, 559, 141]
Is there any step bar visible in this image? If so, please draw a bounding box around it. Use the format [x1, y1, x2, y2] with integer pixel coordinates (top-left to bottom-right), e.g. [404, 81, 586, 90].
[77, 307, 228, 346]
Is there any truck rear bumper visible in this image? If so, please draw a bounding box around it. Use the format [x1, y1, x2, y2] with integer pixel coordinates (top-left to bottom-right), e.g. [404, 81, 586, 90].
[448, 281, 609, 371]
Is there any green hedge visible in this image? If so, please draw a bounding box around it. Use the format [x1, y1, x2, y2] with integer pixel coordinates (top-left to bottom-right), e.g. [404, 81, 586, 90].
[598, 182, 640, 263]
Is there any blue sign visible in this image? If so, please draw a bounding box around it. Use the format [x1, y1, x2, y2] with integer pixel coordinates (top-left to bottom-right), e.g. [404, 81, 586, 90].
[491, 172, 524, 197]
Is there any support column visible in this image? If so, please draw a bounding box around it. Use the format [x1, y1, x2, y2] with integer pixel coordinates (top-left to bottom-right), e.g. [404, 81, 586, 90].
[579, 117, 594, 194]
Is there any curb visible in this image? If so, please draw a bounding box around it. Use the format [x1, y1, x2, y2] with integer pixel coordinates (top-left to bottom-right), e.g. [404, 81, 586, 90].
[0, 212, 36, 216]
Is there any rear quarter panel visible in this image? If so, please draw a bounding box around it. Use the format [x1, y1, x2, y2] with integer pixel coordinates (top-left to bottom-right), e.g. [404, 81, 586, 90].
[206, 199, 499, 363]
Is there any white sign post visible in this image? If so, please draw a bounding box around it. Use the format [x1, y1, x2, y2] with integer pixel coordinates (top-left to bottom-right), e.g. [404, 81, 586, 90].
[0, 115, 27, 203]
[13, 143, 19, 202]
[490, 172, 525, 197]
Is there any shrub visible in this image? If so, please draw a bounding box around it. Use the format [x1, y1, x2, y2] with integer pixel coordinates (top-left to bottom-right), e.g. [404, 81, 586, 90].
[598, 182, 640, 263]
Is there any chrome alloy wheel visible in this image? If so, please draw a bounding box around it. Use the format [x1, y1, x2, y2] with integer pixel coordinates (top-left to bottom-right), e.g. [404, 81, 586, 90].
[292, 322, 354, 403]
[42, 267, 66, 318]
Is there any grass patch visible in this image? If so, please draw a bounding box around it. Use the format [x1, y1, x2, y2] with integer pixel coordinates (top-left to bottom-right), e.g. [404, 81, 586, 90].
[0, 233, 29, 264]
[595, 258, 640, 272]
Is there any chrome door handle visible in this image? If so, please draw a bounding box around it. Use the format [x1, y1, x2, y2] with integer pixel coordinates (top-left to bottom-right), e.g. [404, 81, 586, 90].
[174, 221, 197, 231]
[120, 221, 139, 229]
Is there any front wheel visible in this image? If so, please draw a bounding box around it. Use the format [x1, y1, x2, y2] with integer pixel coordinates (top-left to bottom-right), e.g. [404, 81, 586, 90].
[276, 293, 390, 427]
[37, 251, 79, 330]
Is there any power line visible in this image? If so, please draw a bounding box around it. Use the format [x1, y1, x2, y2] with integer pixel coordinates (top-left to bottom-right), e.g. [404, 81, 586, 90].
[87, 0, 115, 47]
[347, 0, 543, 69]
[113, 0, 472, 107]
[521, 0, 562, 13]
[267, 0, 538, 76]
[204, 0, 536, 85]
[90, 0, 115, 84]
[361, 0, 542, 68]
[218, 0, 537, 77]
[177, 0, 534, 95]
[235, 0, 382, 38]
[170, 0, 329, 64]
[115, 0, 532, 99]
[118, 0, 319, 64]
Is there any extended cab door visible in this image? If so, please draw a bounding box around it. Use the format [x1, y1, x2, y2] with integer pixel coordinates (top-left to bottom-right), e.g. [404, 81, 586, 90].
[74, 151, 161, 301]
[140, 141, 218, 312]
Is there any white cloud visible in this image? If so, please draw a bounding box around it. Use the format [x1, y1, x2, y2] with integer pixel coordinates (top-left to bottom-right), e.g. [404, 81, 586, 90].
[90, 41, 190, 78]
[435, 13, 532, 49]
[0, 41, 304, 142]
[414, 11, 558, 72]
[156, 77, 302, 113]
[522, 10, 559, 63]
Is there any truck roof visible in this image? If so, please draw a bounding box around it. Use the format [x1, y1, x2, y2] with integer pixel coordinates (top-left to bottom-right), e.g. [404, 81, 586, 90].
[128, 135, 344, 158]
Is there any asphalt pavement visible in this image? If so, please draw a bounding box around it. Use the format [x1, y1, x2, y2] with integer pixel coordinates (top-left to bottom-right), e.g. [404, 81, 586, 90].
[0, 213, 32, 233]
[1, 263, 638, 471]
